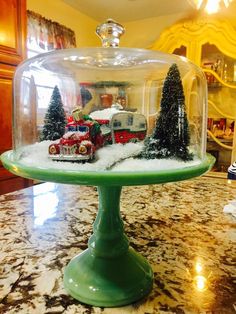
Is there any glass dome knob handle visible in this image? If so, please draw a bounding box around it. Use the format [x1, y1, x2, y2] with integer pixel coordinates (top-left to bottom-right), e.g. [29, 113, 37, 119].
[96, 19, 125, 47]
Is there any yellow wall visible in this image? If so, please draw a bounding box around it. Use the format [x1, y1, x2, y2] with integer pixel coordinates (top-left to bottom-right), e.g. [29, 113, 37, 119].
[122, 12, 188, 49]
[125, 11, 236, 49]
[27, 0, 100, 47]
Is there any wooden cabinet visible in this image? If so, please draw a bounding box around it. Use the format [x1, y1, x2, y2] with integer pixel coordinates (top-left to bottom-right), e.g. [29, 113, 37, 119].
[151, 17, 236, 172]
[0, 0, 32, 194]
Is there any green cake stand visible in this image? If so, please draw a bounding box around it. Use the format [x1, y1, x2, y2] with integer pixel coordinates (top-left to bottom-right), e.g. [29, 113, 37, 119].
[1, 151, 215, 307]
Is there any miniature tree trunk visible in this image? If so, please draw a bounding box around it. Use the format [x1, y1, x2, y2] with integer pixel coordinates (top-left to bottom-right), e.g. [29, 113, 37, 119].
[141, 63, 193, 161]
[41, 85, 66, 141]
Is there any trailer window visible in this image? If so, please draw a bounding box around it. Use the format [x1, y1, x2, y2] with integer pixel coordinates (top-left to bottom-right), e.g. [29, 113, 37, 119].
[113, 121, 122, 127]
[127, 116, 133, 126]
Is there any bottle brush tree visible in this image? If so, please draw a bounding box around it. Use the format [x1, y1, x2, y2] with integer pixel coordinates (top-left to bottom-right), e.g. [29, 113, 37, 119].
[140, 63, 193, 161]
[41, 85, 66, 141]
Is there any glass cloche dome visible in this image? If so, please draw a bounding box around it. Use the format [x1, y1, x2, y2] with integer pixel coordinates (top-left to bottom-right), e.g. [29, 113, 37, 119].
[9, 19, 210, 182]
[1, 19, 215, 308]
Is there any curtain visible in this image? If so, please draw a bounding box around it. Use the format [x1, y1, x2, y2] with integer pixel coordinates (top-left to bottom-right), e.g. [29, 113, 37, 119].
[27, 10, 76, 52]
[26, 10, 77, 125]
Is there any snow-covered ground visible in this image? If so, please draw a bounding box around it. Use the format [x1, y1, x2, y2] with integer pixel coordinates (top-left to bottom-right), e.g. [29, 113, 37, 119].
[89, 107, 122, 120]
[16, 141, 202, 172]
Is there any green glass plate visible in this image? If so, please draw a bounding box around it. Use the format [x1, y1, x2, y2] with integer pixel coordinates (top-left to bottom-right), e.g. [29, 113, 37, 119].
[1, 150, 215, 186]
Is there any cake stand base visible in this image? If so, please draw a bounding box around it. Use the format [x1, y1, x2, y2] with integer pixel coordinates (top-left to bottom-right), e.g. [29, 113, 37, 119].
[63, 185, 153, 307]
[64, 247, 153, 307]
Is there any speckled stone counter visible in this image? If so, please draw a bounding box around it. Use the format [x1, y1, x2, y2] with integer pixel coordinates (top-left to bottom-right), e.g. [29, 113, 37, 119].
[0, 176, 235, 314]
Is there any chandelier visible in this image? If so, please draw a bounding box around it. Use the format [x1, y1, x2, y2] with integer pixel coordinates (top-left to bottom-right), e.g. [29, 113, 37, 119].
[190, 0, 233, 14]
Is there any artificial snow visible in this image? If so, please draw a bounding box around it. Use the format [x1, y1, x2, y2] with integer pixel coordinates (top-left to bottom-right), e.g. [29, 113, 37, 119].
[17, 140, 202, 172]
[89, 107, 124, 120]
[111, 156, 201, 171]
[63, 131, 86, 139]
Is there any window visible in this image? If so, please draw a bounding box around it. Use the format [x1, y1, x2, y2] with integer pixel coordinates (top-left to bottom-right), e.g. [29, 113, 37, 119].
[27, 37, 50, 58]
[127, 115, 133, 126]
[113, 121, 122, 128]
[26, 10, 76, 111]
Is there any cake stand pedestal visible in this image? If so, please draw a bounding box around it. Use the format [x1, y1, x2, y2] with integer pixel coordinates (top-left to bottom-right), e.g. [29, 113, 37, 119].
[64, 185, 152, 307]
[1, 151, 215, 307]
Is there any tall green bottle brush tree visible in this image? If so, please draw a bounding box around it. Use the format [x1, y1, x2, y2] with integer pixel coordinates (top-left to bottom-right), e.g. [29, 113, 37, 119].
[140, 63, 193, 161]
[41, 85, 66, 141]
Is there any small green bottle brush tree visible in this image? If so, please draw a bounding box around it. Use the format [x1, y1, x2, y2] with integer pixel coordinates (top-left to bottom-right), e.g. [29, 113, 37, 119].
[140, 63, 193, 161]
[41, 85, 66, 141]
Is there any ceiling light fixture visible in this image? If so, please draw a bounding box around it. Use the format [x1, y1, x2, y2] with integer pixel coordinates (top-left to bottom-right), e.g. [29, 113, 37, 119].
[190, 0, 233, 14]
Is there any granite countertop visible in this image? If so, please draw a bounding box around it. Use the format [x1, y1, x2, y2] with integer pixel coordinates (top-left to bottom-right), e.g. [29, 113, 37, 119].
[0, 176, 235, 314]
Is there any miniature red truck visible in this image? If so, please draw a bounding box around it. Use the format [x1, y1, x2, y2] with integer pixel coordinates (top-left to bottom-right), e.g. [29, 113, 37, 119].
[48, 118, 104, 161]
